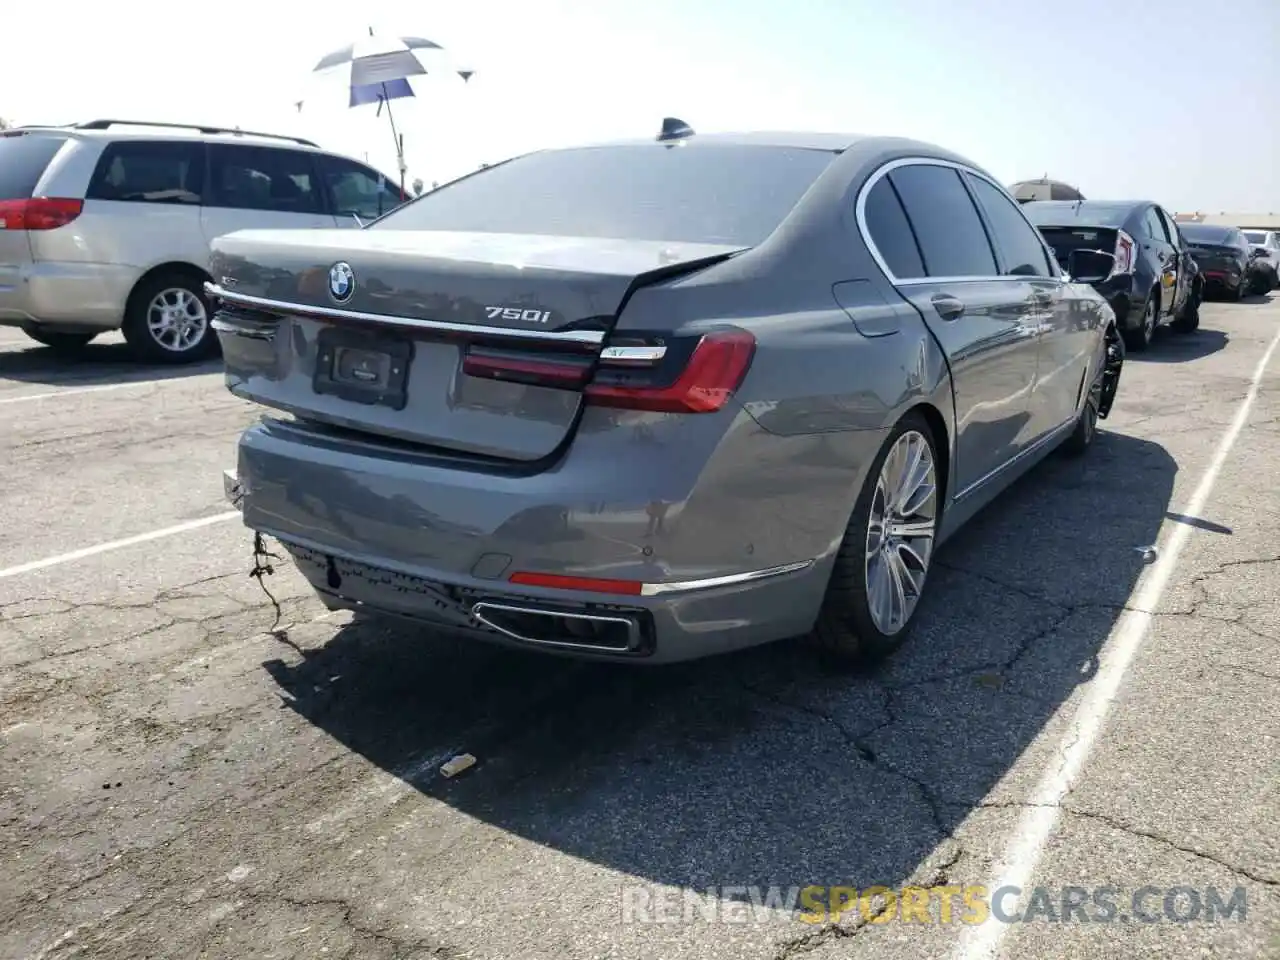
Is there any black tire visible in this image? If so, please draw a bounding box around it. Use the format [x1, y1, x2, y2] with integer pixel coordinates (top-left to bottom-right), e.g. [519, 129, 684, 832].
[21, 326, 97, 353]
[1122, 291, 1158, 351]
[1061, 393, 1099, 457]
[1249, 272, 1270, 296]
[121, 271, 218, 364]
[1228, 280, 1244, 302]
[811, 411, 940, 665]
[1171, 291, 1200, 333]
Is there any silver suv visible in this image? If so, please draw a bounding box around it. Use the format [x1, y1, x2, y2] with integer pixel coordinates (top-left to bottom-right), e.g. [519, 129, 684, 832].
[0, 119, 405, 363]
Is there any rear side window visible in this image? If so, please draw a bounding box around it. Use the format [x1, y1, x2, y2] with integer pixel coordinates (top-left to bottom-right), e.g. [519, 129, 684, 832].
[371, 143, 837, 245]
[888, 164, 998, 278]
[1141, 207, 1165, 240]
[965, 173, 1053, 278]
[319, 154, 404, 221]
[0, 134, 68, 199]
[207, 145, 323, 215]
[86, 140, 204, 204]
[862, 177, 925, 279]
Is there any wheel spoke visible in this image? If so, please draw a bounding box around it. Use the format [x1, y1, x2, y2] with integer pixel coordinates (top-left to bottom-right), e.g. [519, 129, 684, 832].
[864, 429, 938, 637]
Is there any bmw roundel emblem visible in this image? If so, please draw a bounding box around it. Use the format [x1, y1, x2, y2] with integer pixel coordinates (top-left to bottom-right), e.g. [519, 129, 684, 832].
[328, 261, 355, 304]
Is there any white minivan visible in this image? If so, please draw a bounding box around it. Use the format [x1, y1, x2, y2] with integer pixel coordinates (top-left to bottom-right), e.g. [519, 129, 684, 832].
[0, 119, 406, 363]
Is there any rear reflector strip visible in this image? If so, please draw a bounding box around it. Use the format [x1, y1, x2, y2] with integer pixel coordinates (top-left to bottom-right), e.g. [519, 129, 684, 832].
[509, 571, 644, 595]
[508, 559, 814, 597]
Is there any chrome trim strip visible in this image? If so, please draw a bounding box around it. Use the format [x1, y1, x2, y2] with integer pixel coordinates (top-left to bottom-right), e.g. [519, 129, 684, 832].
[601, 344, 667, 362]
[212, 316, 276, 341]
[639, 559, 814, 596]
[203, 283, 607, 347]
[951, 415, 1077, 503]
[471, 601, 638, 652]
[853, 156, 1064, 287]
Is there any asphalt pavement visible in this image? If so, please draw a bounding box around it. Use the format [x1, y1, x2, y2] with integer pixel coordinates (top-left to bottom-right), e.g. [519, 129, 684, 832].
[0, 299, 1277, 960]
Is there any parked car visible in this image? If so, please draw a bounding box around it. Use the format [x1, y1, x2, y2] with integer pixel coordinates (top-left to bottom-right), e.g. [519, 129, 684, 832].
[1242, 229, 1279, 290]
[211, 127, 1124, 665]
[1177, 223, 1269, 300]
[1022, 200, 1200, 351]
[0, 119, 406, 363]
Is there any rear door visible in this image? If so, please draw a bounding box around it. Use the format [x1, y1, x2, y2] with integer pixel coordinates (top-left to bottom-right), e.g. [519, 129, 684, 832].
[75, 139, 207, 271]
[316, 154, 406, 229]
[865, 161, 1041, 493]
[1141, 205, 1177, 316]
[0, 133, 71, 301]
[200, 144, 336, 248]
[963, 172, 1080, 439]
[1156, 206, 1190, 313]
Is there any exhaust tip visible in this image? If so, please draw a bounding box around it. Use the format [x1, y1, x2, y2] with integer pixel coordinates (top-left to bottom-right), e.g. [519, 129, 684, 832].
[471, 601, 645, 654]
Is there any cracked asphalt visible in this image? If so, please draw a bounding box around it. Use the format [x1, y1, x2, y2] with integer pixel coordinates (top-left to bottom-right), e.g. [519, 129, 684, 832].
[1, 298, 1277, 960]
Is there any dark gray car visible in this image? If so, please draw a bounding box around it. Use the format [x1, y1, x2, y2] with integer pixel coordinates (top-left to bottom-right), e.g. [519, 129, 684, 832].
[209, 130, 1124, 664]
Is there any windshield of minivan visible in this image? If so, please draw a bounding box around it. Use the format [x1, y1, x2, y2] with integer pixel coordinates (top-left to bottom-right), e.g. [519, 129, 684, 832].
[1243, 231, 1266, 244]
[370, 143, 838, 246]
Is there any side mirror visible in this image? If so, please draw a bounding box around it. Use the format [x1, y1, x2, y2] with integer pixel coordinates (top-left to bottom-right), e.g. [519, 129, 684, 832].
[1066, 249, 1116, 284]
[1248, 247, 1264, 259]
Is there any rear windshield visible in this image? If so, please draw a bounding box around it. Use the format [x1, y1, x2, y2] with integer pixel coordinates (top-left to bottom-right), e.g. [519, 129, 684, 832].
[1022, 203, 1130, 228]
[371, 143, 838, 245]
[0, 134, 67, 200]
[1179, 223, 1232, 244]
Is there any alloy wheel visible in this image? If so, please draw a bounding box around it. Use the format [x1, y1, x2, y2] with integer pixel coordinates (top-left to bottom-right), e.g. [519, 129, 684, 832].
[146, 288, 208, 353]
[864, 430, 938, 635]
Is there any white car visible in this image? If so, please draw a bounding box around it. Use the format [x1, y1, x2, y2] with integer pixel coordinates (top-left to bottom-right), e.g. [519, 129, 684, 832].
[1243, 229, 1280, 290]
[0, 119, 406, 363]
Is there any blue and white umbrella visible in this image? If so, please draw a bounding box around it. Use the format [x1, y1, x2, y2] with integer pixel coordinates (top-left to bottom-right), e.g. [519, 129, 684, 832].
[312, 31, 473, 108]
[306, 29, 474, 193]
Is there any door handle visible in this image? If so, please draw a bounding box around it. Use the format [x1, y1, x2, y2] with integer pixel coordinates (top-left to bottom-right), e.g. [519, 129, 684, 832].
[931, 293, 965, 321]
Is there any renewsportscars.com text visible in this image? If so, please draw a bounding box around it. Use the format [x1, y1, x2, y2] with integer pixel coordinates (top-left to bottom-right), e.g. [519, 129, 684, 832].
[620, 884, 1248, 925]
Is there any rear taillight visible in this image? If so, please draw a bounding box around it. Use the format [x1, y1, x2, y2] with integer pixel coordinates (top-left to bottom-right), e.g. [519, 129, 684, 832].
[585, 329, 756, 413]
[461, 328, 757, 415]
[1110, 229, 1136, 277]
[0, 198, 83, 231]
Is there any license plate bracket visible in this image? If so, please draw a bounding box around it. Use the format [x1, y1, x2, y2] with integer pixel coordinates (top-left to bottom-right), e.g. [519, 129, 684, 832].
[313, 327, 413, 410]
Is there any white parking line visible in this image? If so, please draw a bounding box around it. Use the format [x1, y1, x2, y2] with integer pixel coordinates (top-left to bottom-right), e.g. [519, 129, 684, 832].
[0, 511, 241, 581]
[952, 322, 1280, 960]
[0, 380, 170, 406]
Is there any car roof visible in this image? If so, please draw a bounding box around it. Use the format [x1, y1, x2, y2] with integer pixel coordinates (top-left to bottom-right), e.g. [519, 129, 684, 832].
[4, 121, 321, 151]
[556, 130, 870, 153]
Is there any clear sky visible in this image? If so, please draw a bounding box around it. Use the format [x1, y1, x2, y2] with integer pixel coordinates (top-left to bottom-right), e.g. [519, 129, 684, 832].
[3, 0, 1277, 212]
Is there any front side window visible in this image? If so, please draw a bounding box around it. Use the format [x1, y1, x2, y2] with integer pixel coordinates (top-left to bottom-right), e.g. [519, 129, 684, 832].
[887, 164, 998, 278]
[371, 143, 838, 246]
[965, 173, 1053, 278]
[207, 145, 323, 214]
[86, 140, 203, 205]
[320, 155, 404, 221]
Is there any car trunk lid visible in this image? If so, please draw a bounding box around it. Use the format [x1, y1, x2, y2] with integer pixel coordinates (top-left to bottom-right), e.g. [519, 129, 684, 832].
[210, 228, 746, 462]
[0, 132, 74, 292]
[1186, 243, 1239, 272]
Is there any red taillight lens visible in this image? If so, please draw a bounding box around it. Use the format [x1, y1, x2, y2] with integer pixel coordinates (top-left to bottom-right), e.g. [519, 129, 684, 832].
[509, 571, 643, 596]
[585, 329, 756, 414]
[462, 348, 593, 388]
[1111, 229, 1136, 276]
[0, 198, 83, 231]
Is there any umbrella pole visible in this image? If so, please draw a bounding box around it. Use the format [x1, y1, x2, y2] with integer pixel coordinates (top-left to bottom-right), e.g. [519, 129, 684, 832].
[379, 83, 408, 198]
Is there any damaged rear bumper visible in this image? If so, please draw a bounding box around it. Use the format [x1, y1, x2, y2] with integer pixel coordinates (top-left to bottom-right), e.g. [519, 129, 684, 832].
[224, 469, 244, 510]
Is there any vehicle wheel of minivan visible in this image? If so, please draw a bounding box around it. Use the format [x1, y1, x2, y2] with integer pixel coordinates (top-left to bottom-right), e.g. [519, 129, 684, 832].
[22, 325, 97, 354]
[811, 412, 940, 664]
[1123, 292, 1157, 351]
[122, 272, 218, 364]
